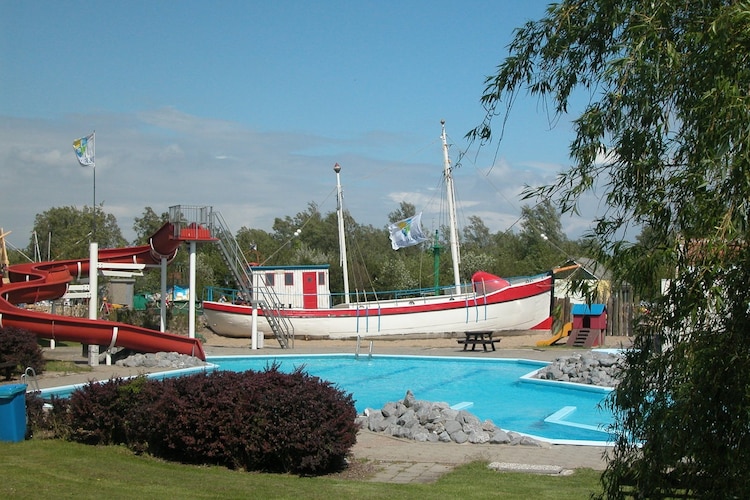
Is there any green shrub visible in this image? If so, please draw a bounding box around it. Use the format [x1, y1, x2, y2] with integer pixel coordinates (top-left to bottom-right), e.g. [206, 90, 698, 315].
[47, 366, 358, 475]
[26, 394, 71, 439]
[0, 326, 45, 377]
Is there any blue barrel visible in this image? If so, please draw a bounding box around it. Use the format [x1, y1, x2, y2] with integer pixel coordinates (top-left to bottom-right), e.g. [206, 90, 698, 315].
[0, 384, 27, 442]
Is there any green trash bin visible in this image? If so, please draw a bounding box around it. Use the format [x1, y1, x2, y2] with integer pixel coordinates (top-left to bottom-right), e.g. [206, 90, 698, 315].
[0, 384, 27, 442]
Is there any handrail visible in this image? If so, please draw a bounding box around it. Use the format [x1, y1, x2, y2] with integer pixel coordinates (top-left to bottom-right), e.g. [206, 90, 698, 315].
[209, 211, 294, 348]
[22, 366, 40, 394]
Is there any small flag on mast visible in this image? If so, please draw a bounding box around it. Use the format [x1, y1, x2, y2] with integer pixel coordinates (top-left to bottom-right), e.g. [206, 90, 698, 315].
[388, 212, 428, 250]
[73, 132, 95, 167]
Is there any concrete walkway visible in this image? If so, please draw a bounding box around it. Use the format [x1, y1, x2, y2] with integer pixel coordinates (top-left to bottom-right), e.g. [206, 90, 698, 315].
[354, 429, 610, 483]
[16, 332, 626, 483]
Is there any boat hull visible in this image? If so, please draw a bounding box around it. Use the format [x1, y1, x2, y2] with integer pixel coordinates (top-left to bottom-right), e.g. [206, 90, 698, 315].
[202, 273, 553, 339]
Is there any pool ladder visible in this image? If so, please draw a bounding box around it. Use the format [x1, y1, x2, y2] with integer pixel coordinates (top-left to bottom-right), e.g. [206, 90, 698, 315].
[355, 335, 373, 359]
[22, 367, 41, 394]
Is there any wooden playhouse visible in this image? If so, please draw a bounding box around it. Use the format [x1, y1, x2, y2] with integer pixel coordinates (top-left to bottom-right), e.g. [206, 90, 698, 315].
[567, 303, 607, 347]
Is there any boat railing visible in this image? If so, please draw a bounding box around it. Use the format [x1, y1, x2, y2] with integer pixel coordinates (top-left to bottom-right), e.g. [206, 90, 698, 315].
[206, 272, 550, 311]
[342, 282, 474, 304]
[203, 287, 248, 304]
[205, 280, 478, 310]
[504, 272, 552, 285]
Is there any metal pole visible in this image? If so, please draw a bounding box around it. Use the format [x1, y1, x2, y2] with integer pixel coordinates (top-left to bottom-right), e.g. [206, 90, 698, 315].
[441, 121, 461, 294]
[334, 163, 350, 304]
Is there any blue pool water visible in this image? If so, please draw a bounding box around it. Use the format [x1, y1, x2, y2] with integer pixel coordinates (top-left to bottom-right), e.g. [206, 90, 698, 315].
[211, 354, 615, 444]
[41, 354, 616, 444]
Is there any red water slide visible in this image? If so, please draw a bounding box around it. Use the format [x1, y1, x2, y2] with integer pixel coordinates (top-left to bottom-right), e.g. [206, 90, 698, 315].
[0, 223, 206, 360]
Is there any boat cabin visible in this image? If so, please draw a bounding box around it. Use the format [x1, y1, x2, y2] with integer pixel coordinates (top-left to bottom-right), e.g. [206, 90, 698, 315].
[250, 265, 331, 309]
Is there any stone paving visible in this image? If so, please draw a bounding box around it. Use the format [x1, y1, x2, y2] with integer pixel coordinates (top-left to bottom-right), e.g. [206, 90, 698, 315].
[370, 462, 455, 483]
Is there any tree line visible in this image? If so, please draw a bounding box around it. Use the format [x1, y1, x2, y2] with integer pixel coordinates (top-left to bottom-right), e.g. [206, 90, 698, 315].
[9, 200, 591, 299]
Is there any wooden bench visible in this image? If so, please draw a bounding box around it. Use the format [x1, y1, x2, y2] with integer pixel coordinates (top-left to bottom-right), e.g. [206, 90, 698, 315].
[457, 331, 501, 351]
[0, 360, 16, 381]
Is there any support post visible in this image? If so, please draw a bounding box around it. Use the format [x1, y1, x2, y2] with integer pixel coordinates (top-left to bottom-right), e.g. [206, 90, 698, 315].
[251, 302, 258, 350]
[160, 256, 168, 332]
[188, 241, 197, 338]
[88, 242, 99, 366]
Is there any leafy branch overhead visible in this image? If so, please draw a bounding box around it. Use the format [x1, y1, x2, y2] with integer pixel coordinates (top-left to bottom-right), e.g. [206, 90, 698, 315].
[469, 1, 750, 497]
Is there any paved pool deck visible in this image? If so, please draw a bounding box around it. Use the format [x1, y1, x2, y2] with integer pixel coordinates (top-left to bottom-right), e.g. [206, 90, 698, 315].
[18, 331, 630, 482]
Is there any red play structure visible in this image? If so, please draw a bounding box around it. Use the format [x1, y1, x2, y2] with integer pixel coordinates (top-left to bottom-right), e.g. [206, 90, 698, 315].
[0, 223, 208, 360]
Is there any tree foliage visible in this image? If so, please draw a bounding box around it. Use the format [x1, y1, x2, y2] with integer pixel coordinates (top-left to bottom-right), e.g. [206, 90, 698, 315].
[132, 206, 168, 245]
[471, 1, 750, 497]
[28, 205, 126, 260]
[387, 201, 417, 224]
[22, 198, 577, 296]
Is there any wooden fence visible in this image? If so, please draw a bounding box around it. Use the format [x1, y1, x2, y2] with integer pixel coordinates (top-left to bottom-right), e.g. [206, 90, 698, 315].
[554, 282, 635, 337]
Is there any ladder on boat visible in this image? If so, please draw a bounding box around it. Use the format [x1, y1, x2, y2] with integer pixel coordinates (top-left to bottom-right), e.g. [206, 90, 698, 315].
[210, 211, 294, 348]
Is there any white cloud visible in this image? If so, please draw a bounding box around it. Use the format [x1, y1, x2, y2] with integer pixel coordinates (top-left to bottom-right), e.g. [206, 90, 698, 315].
[0, 109, 596, 250]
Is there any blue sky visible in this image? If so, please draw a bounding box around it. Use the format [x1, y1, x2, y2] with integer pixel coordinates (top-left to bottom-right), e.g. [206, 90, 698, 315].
[0, 1, 597, 251]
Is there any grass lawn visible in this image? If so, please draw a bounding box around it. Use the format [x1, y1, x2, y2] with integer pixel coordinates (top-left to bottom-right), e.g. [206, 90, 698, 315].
[43, 359, 92, 373]
[0, 440, 603, 499]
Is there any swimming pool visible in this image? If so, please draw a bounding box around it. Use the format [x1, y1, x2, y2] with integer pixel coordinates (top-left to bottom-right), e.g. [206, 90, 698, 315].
[211, 354, 615, 445]
[40, 354, 616, 445]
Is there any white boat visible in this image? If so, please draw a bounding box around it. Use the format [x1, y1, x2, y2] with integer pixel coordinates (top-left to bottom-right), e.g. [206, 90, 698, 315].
[202, 122, 553, 340]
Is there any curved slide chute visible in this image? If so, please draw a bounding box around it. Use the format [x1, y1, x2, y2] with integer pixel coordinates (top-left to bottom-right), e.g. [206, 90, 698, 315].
[0, 223, 206, 360]
[535, 321, 573, 347]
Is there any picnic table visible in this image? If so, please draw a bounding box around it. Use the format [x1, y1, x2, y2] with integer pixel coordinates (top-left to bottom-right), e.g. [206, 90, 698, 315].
[457, 330, 501, 351]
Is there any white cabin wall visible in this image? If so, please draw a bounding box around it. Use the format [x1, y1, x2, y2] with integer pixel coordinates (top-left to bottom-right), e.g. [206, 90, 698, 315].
[251, 266, 330, 309]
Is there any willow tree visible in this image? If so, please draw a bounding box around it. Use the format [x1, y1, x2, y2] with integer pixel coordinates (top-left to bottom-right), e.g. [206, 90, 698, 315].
[470, 1, 750, 497]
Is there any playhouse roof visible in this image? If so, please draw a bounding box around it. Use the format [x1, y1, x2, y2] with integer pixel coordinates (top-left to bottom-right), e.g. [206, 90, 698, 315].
[571, 303, 607, 316]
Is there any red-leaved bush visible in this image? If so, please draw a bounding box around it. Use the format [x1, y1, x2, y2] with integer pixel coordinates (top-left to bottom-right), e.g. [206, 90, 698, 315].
[0, 326, 45, 377]
[44, 364, 358, 475]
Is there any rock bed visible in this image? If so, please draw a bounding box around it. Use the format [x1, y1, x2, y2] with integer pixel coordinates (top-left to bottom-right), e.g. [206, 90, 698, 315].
[357, 390, 544, 446]
[532, 351, 624, 387]
[115, 351, 206, 369]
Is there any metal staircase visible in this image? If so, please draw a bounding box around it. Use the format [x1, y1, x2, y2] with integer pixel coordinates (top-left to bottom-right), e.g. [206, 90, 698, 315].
[210, 210, 294, 348]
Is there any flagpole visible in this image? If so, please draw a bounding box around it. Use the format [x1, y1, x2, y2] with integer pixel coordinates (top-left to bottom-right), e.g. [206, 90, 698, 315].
[72, 131, 97, 245]
[92, 130, 96, 241]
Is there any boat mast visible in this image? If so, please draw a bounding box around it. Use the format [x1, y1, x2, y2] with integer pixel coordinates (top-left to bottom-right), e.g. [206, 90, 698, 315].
[334, 163, 351, 304]
[441, 120, 462, 294]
